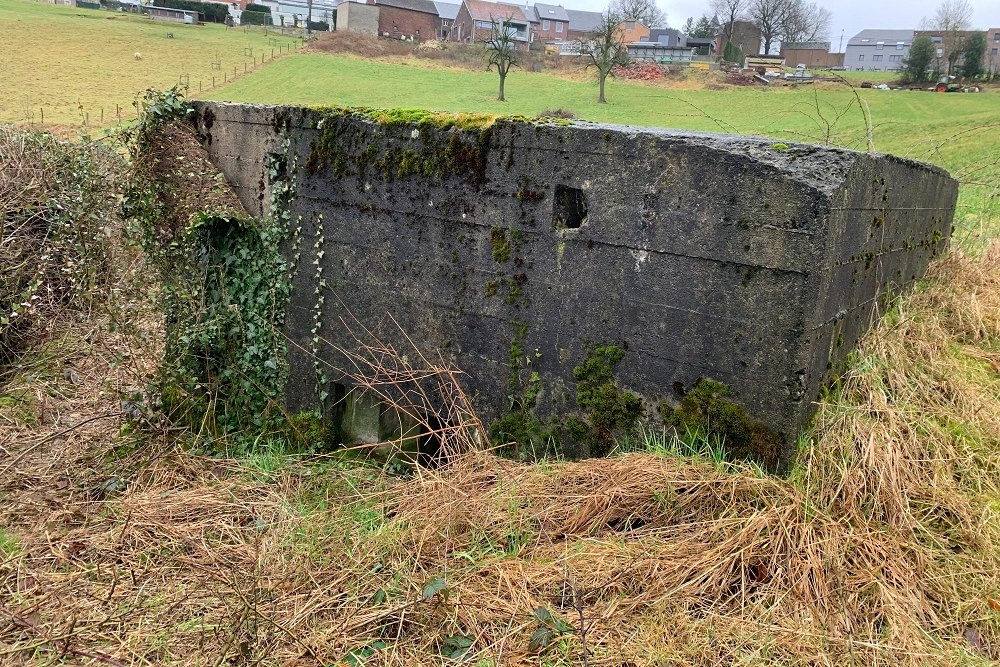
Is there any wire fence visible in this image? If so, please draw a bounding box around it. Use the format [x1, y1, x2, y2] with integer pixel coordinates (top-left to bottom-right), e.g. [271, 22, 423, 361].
[14, 26, 306, 132]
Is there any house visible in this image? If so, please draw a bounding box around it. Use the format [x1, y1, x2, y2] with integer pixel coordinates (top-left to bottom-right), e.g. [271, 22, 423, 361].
[148, 6, 200, 23]
[915, 28, 1000, 75]
[844, 29, 913, 72]
[371, 0, 439, 40]
[780, 41, 844, 69]
[529, 2, 569, 42]
[565, 8, 602, 40]
[989, 28, 1000, 76]
[433, 1, 460, 40]
[616, 18, 649, 43]
[451, 0, 531, 46]
[338, 0, 380, 36]
[715, 19, 760, 58]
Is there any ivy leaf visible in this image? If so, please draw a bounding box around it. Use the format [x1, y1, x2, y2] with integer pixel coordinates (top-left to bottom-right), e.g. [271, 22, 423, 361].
[528, 626, 554, 652]
[532, 607, 553, 624]
[422, 576, 449, 601]
[441, 634, 474, 658]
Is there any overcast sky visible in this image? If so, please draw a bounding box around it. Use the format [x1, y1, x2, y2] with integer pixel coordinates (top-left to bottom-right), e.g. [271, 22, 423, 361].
[563, 0, 999, 51]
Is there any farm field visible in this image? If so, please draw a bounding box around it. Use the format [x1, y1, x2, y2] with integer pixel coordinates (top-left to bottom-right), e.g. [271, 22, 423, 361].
[210, 52, 1000, 242]
[0, 0, 301, 128]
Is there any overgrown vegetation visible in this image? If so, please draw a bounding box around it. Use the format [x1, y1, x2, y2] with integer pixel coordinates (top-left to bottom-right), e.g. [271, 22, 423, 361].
[0, 126, 119, 375]
[123, 88, 291, 439]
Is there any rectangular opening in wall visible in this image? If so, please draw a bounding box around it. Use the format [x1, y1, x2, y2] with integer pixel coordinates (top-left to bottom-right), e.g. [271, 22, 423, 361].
[553, 185, 588, 229]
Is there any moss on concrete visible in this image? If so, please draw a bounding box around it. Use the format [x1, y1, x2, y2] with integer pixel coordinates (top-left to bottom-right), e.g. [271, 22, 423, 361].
[570, 344, 643, 457]
[659, 378, 782, 467]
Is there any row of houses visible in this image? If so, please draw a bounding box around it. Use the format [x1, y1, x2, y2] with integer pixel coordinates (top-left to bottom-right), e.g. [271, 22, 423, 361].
[337, 0, 608, 45]
[338, 0, 758, 68]
[844, 28, 1000, 74]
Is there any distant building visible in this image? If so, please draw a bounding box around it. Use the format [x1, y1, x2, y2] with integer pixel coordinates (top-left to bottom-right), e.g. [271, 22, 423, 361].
[616, 18, 649, 43]
[915, 28, 1000, 75]
[844, 29, 913, 72]
[337, 0, 380, 36]
[148, 6, 199, 23]
[989, 28, 1000, 76]
[565, 8, 602, 40]
[451, 0, 531, 45]
[371, 0, 439, 40]
[715, 20, 761, 58]
[639, 28, 683, 46]
[433, 1, 460, 40]
[780, 41, 844, 69]
[529, 2, 569, 42]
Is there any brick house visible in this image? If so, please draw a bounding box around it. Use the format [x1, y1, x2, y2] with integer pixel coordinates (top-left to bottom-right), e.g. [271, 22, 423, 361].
[915, 28, 1000, 76]
[616, 18, 650, 43]
[989, 28, 1000, 76]
[529, 3, 569, 42]
[451, 0, 531, 46]
[370, 0, 439, 40]
[433, 1, 460, 40]
[715, 19, 761, 58]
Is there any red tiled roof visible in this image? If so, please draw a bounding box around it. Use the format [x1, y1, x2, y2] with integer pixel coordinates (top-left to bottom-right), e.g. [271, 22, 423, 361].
[462, 0, 527, 23]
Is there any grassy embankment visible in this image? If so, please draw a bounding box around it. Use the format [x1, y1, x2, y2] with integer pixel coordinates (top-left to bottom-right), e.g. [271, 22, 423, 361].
[0, 0, 300, 128]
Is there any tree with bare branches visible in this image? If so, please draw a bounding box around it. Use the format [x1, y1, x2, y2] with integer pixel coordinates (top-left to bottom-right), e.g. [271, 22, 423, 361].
[710, 0, 747, 41]
[748, 0, 790, 54]
[580, 11, 630, 104]
[485, 16, 521, 102]
[930, 0, 974, 75]
[610, 0, 667, 29]
[782, 0, 831, 43]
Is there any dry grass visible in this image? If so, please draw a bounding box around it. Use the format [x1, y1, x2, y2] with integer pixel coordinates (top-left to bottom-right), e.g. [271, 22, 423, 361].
[1, 233, 998, 664]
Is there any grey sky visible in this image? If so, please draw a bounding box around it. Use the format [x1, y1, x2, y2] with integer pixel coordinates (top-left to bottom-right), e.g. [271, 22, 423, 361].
[560, 0, 999, 51]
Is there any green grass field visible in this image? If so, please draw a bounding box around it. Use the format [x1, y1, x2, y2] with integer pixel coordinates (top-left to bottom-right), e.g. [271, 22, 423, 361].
[208, 53, 1000, 243]
[0, 0, 301, 127]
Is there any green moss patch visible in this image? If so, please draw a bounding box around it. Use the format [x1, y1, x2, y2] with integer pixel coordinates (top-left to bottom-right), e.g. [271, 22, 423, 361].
[304, 107, 496, 186]
[660, 378, 782, 468]
[569, 345, 643, 457]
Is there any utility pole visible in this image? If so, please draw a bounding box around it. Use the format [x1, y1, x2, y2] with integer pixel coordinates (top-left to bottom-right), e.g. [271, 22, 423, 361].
[838, 29, 844, 52]
[307, 0, 313, 35]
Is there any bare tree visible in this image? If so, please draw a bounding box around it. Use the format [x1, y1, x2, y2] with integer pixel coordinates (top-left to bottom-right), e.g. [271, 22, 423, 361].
[931, 0, 974, 75]
[485, 16, 521, 101]
[782, 0, 831, 43]
[748, 0, 791, 54]
[710, 0, 747, 41]
[610, 0, 667, 29]
[580, 11, 630, 103]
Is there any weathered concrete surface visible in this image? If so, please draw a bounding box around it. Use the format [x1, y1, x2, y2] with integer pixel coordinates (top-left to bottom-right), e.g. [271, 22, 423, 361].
[190, 101, 958, 466]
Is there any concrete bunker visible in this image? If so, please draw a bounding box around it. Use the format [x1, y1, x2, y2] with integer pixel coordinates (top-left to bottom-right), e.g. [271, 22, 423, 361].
[177, 102, 958, 469]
